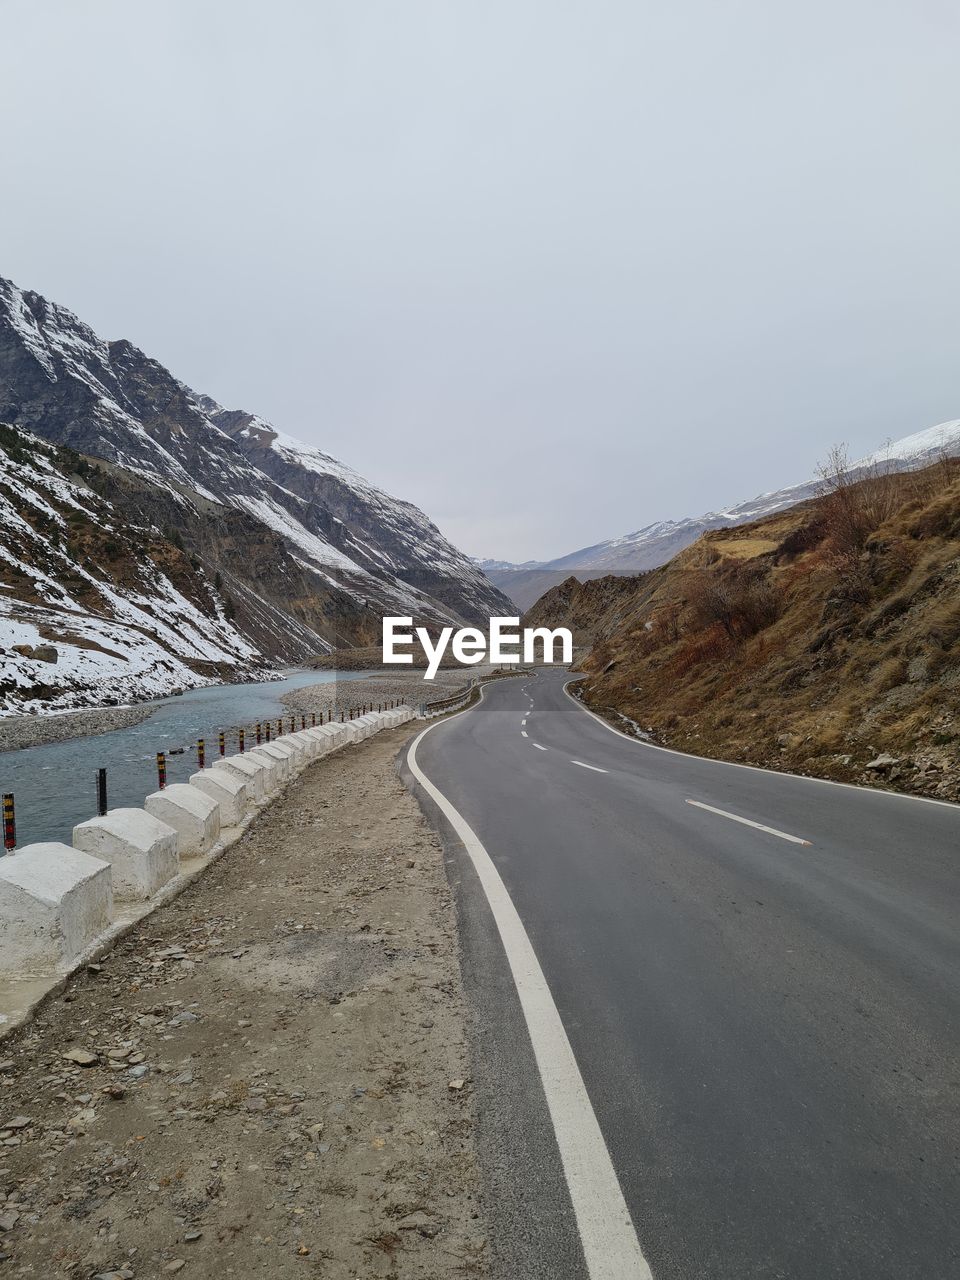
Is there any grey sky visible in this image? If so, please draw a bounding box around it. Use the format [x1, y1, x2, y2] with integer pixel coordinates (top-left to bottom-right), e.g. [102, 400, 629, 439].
[2, 1, 959, 562]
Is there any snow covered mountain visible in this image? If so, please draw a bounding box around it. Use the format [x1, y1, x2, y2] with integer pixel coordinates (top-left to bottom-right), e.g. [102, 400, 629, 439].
[0, 275, 510, 640]
[0, 425, 275, 712]
[484, 420, 960, 608]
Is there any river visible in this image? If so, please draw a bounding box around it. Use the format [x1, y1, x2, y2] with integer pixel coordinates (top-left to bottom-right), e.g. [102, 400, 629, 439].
[0, 669, 373, 848]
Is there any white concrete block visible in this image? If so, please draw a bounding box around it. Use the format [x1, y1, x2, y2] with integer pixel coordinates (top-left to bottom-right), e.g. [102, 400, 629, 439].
[145, 784, 220, 857]
[251, 742, 292, 781]
[245, 746, 284, 788]
[72, 808, 178, 901]
[304, 727, 333, 755]
[190, 769, 249, 827]
[0, 843, 112, 975]
[295, 730, 323, 758]
[274, 737, 306, 773]
[214, 754, 267, 802]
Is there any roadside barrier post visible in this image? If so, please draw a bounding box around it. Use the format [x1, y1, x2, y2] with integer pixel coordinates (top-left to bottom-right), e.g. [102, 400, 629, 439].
[265, 722, 271, 742]
[219, 730, 226, 756]
[96, 768, 108, 816]
[256, 722, 262, 745]
[340, 710, 345, 723]
[3, 793, 16, 852]
[156, 752, 167, 790]
[276, 718, 282, 736]
[311, 713, 316, 727]
[289, 716, 295, 733]
[239, 728, 245, 753]
[197, 739, 206, 770]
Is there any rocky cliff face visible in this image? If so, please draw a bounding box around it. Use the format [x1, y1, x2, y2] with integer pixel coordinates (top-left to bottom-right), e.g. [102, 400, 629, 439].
[0, 275, 510, 638]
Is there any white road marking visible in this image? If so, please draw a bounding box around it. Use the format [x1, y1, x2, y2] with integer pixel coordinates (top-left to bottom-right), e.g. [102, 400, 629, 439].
[561, 679, 960, 812]
[407, 721, 653, 1280]
[572, 760, 607, 774]
[685, 799, 811, 845]
[521, 730, 529, 738]
[533, 743, 548, 751]
[522, 719, 527, 726]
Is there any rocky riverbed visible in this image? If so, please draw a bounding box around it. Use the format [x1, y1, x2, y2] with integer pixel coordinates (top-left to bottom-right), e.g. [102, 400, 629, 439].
[0, 705, 156, 755]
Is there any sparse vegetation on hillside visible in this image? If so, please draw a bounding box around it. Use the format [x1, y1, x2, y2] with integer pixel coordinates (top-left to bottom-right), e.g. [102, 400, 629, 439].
[563, 456, 960, 800]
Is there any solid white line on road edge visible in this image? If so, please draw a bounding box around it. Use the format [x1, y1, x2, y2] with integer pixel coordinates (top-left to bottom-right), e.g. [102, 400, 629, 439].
[685, 799, 812, 846]
[572, 760, 608, 774]
[408, 727, 653, 1280]
[521, 730, 529, 738]
[561, 677, 960, 812]
[533, 743, 548, 751]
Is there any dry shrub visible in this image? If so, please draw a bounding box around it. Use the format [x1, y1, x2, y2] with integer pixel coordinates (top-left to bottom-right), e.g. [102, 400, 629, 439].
[687, 563, 780, 641]
[668, 622, 735, 677]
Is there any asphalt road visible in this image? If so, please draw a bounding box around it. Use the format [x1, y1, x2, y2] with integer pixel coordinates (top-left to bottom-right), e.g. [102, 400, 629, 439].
[405, 669, 960, 1280]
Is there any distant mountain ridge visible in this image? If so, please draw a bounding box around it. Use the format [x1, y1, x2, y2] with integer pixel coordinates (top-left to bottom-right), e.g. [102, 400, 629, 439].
[0, 274, 509, 630]
[483, 420, 960, 609]
[0, 274, 511, 711]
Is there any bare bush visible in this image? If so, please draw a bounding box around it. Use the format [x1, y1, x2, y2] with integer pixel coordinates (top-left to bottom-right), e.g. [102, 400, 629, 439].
[687, 564, 779, 641]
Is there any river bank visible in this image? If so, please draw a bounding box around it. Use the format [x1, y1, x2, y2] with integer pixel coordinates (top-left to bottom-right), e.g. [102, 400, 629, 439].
[0, 723, 488, 1277]
[0, 704, 158, 755]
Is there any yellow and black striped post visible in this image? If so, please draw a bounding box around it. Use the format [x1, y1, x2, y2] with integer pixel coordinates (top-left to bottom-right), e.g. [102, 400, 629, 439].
[219, 730, 225, 757]
[256, 722, 262, 745]
[276, 718, 282, 736]
[156, 752, 167, 790]
[265, 722, 271, 742]
[289, 715, 295, 734]
[239, 728, 245, 753]
[311, 712, 316, 727]
[301, 715, 306, 731]
[197, 739, 205, 769]
[3, 793, 16, 851]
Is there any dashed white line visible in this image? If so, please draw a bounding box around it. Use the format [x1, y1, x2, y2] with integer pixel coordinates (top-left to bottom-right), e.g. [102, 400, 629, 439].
[522, 719, 527, 726]
[533, 743, 547, 751]
[571, 760, 607, 774]
[685, 799, 811, 846]
[407, 723, 652, 1280]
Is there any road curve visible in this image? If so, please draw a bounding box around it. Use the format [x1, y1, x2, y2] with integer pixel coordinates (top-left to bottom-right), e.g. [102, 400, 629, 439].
[405, 668, 960, 1280]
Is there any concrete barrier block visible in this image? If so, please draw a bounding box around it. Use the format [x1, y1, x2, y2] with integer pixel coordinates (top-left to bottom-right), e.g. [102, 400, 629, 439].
[246, 746, 285, 787]
[145, 784, 220, 857]
[288, 731, 318, 760]
[72, 808, 178, 901]
[274, 738, 306, 774]
[250, 742, 292, 781]
[214, 754, 267, 802]
[0, 844, 113, 975]
[304, 727, 333, 755]
[190, 769, 249, 827]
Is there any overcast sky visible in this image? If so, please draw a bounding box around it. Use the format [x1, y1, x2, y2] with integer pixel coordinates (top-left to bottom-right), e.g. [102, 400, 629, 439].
[2, 1, 959, 561]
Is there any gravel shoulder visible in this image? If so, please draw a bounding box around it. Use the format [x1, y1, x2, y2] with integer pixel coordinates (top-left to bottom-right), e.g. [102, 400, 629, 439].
[0, 705, 156, 755]
[0, 725, 488, 1279]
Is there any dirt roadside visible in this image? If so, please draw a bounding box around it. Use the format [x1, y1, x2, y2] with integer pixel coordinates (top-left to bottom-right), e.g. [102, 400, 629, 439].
[0, 726, 488, 1279]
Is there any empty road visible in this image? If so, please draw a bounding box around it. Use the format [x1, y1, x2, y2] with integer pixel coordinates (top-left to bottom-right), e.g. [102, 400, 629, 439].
[405, 669, 960, 1280]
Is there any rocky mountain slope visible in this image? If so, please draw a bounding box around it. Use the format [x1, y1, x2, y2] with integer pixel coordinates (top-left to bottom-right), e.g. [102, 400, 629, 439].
[0, 275, 511, 710]
[0, 425, 269, 711]
[486, 420, 960, 609]
[545, 457, 960, 801]
[0, 275, 509, 628]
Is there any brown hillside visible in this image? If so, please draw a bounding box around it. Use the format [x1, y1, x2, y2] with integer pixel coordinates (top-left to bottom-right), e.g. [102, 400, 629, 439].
[571, 458, 960, 801]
